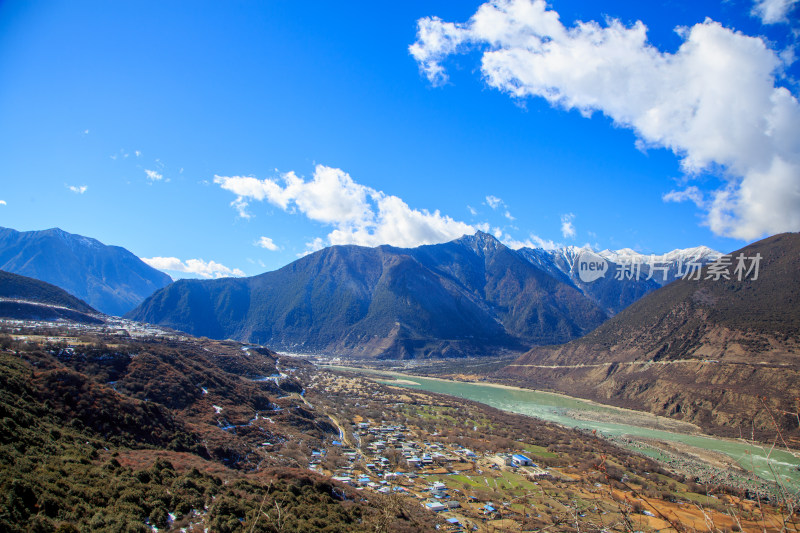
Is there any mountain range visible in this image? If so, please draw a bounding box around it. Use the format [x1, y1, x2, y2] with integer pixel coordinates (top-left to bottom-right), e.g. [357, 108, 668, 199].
[128, 232, 610, 358]
[128, 232, 726, 359]
[0, 226, 172, 316]
[3, 223, 795, 440]
[0, 225, 729, 359]
[500, 232, 800, 439]
[517, 245, 721, 314]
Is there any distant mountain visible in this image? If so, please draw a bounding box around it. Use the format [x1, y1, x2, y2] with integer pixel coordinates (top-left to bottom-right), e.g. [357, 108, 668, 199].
[128, 232, 608, 358]
[517, 245, 721, 314]
[0, 270, 102, 324]
[596, 245, 722, 286]
[0, 226, 172, 316]
[502, 233, 800, 439]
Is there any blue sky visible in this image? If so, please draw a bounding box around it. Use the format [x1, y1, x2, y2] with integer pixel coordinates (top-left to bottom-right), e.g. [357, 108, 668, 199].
[1, 0, 798, 279]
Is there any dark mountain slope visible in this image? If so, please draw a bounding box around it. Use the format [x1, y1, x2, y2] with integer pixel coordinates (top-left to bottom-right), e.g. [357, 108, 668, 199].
[406, 233, 607, 344]
[0, 270, 96, 313]
[0, 270, 103, 323]
[0, 226, 172, 316]
[129, 233, 608, 358]
[501, 233, 800, 439]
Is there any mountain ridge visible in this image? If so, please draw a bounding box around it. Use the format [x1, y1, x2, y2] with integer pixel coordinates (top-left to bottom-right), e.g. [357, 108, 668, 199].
[128, 232, 609, 358]
[516, 243, 722, 314]
[0, 226, 173, 316]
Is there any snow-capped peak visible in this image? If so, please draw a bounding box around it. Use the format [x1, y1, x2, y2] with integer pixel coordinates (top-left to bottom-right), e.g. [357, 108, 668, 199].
[598, 246, 721, 264]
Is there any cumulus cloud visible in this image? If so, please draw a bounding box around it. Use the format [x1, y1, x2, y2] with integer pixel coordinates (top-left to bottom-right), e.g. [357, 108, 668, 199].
[142, 256, 245, 278]
[68, 185, 88, 194]
[145, 169, 163, 181]
[410, 0, 800, 240]
[560, 213, 576, 239]
[752, 0, 798, 24]
[0, 200, 6, 206]
[255, 236, 280, 251]
[215, 165, 475, 252]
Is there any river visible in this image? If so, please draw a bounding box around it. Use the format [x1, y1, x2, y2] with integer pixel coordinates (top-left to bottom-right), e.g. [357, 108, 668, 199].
[325, 365, 800, 493]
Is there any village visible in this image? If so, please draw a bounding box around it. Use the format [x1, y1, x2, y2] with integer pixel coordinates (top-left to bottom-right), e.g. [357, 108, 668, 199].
[311, 416, 556, 532]
[303, 371, 797, 533]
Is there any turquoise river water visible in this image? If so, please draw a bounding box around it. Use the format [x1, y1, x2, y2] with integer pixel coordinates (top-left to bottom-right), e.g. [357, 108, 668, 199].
[327, 366, 800, 493]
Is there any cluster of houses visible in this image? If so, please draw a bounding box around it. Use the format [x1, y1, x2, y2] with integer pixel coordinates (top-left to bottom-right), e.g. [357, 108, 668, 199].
[1, 315, 185, 343]
[309, 417, 551, 531]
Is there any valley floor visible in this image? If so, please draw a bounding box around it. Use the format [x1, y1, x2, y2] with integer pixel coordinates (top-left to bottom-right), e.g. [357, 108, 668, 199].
[313, 359, 800, 502]
[1, 317, 798, 532]
[307, 369, 799, 532]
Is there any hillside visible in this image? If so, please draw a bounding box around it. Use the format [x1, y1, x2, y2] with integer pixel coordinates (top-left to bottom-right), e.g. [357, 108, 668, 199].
[0, 322, 439, 532]
[0, 226, 172, 316]
[0, 270, 96, 314]
[128, 232, 608, 358]
[0, 270, 103, 324]
[501, 233, 800, 439]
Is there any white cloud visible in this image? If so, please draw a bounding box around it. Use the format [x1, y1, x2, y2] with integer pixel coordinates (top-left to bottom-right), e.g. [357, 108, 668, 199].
[68, 185, 88, 194]
[411, 0, 800, 240]
[141, 256, 245, 278]
[502, 233, 559, 250]
[752, 0, 798, 24]
[485, 195, 504, 209]
[298, 237, 327, 257]
[467, 205, 478, 215]
[145, 169, 163, 181]
[255, 236, 280, 251]
[215, 165, 475, 252]
[663, 186, 705, 207]
[135, 150, 142, 157]
[230, 196, 252, 219]
[560, 213, 576, 239]
[409, 15, 472, 86]
[0, 200, 6, 206]
[484, 195, 516, 220]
